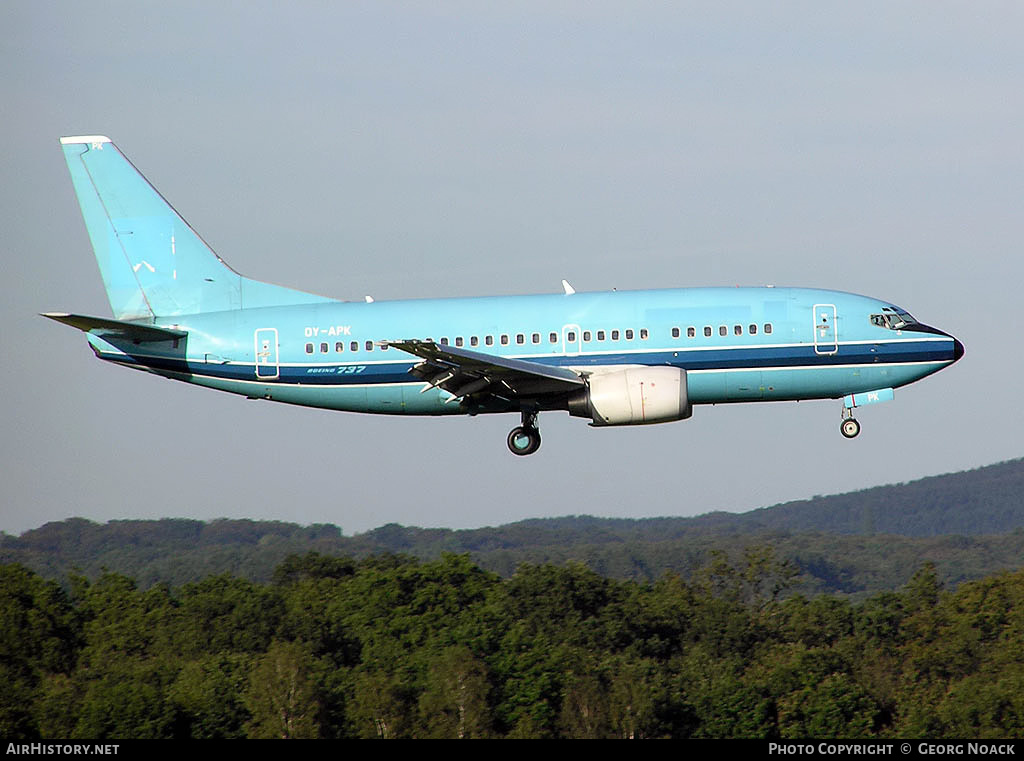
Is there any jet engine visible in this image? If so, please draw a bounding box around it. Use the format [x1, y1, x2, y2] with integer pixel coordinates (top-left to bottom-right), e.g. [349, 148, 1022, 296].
[568, 367, 692, 426]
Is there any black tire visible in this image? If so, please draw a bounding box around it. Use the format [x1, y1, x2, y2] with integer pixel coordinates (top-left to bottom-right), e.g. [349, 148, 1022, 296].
[840, 418, 861, 439]
[507, 426, 541, 456]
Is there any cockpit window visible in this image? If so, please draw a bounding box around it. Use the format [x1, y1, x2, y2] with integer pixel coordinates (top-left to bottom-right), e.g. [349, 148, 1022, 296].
[870, 306, 918, 330]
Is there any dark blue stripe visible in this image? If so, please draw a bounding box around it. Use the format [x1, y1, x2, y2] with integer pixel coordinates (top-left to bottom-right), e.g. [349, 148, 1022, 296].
[102, 339, 955, 386]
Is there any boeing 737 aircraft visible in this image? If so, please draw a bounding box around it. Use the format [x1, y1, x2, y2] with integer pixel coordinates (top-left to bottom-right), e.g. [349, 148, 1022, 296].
[47, 136, 964, 456]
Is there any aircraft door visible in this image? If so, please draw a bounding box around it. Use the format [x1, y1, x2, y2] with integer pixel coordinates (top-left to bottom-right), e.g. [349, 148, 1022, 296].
[812, 304, 838, 355]
[562, 324, 582, 357]
[255, 328, 279, 378]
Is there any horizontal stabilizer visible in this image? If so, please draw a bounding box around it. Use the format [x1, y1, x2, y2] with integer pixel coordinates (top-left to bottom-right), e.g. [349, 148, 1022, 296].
[42, 312, 186, 342]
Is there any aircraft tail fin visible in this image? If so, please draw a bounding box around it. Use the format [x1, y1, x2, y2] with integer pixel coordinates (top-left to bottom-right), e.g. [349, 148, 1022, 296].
[59, 136, 336, 320]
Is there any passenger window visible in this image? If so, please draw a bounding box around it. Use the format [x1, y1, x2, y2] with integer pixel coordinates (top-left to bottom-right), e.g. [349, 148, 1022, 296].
[749, 324, 757, 335]
[625, 329, 634, 340]
[365, 341, 373, 351]
[597, 330, 605, 341]
[501, 334, 509, 345]
[567, 331, 576, 342]
[516, 334, 525, 344]
[687, 327, 696, 338]
[583, 331, 591, 342]
[335, 342, 344, 352]
[486, 335, 494, 346]
[320, 342, 329, 353]
[671, 327, 680, 338]
[611, 330, 620, 340]
[381, 343, 388, 351]
[532, 333, 540, 344]
[704, 326, 712, 337]
[440, 337, 449, 346]
[350, 341, 358, 352]
[734, 325, 742, 336]
[549, 332, 557, 343]
[764, 323, 773, 334]
[470, 336, 479, 347]
[455, 337, 463, 347]
[640, 328, 648, 340]
[719, 326, 727, 336]
[305, 343, 314, 354]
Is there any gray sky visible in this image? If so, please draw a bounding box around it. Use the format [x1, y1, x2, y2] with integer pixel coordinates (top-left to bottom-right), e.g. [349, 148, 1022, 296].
[2, 1, 1021, 537]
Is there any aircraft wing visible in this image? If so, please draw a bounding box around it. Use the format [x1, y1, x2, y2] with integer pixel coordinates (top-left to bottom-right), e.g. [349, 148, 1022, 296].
[385, 339, 585, 403]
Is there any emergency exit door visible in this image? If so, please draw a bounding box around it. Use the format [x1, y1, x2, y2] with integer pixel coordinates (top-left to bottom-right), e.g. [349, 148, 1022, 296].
[813, 304, 837, 355]
[254, 328, 279, 378]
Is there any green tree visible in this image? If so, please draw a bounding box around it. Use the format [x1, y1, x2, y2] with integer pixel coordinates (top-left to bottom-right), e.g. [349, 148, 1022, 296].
[933, 673, 1024, 738]
[418, 646, 492, 738]
[776, 671, 877, 738]
[347, 669, 416, 739]
[76, 574, 180, 663]
[0, 564, 80, 738]
[32, 673, 80, 738]
[272, 552, 355, 585]
[559, 668, 611, 739]
[607, 656, 665, 739]
[276, 576, 361, 667]
[244, 640, 321, 739]
[0, 662, 38, 738]
[168, 654, 252, 739]
[177, 574, 283, 656]
[71, 657, 180, 739]
[680, 646, 776, 738]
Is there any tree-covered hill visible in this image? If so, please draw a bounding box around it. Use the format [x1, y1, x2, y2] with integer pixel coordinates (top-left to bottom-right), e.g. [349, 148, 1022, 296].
[2, 458, 1022, 595]
[704, 456, 1024, 536]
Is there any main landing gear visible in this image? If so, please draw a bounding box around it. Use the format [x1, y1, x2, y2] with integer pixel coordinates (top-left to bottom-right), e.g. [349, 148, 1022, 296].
[840, 410, 861, 439]
[507, 410, 541, 456]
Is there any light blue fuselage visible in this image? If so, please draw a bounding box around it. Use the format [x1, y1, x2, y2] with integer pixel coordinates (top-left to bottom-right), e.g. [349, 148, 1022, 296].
[87, 286, 960, 415]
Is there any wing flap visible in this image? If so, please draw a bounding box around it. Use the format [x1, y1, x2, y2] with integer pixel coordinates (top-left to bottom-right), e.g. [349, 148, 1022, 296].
[386, 339, 584, 401]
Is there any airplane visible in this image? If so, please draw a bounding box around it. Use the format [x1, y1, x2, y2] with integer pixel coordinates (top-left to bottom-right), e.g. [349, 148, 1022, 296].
[46, 135, 964, 456]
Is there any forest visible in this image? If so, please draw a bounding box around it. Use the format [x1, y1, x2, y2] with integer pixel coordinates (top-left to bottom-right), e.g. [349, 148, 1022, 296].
[2, 549, 1023, 739]
[4, 456, 1024, 596]
[3, 457, 1021, 738]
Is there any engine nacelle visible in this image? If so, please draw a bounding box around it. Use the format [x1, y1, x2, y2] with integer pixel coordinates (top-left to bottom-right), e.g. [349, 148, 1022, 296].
[568, 367, 692, 426]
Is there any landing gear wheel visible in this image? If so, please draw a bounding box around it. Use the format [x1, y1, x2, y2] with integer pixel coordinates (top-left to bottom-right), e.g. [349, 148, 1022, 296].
[507, 426, 541, 456]
[840, 418, 861, 439]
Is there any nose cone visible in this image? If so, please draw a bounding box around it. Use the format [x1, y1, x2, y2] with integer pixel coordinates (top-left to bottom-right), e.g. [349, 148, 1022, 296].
[905, 322, 963, 363]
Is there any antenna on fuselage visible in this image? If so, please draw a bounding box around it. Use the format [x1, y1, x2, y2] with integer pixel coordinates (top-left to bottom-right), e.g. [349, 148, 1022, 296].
[561, 279, 575, 295]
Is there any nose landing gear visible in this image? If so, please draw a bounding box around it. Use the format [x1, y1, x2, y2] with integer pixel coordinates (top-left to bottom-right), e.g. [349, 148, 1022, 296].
[507, 410, 541, 456]
[840, 410, 861, 439]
